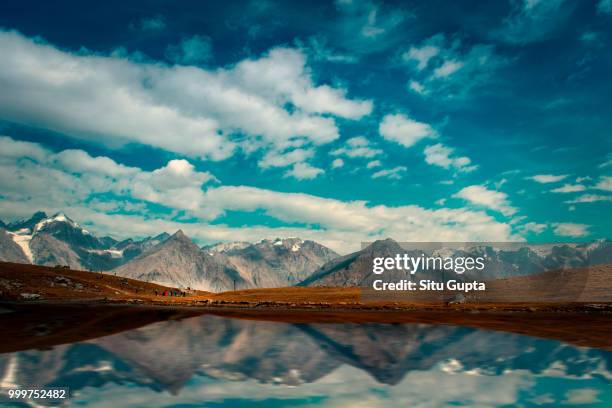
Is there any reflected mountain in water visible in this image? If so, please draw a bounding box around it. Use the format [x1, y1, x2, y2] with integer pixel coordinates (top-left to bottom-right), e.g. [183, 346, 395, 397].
[1, 314, 611, 407]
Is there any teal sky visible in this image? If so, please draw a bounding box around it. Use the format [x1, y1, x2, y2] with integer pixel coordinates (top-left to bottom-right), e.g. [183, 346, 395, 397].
[0, 0, 610, 253]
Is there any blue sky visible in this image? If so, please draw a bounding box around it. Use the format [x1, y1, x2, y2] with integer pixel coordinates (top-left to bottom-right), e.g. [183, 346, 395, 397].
[0, 0, 610, 253]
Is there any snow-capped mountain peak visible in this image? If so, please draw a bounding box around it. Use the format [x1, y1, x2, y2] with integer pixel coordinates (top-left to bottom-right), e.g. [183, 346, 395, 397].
[204, 241, 251, 253]
[33, 212, 81, 233]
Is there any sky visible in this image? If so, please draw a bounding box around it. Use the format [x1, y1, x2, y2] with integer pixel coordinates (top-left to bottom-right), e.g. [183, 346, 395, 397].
[0, 0, 610, 253]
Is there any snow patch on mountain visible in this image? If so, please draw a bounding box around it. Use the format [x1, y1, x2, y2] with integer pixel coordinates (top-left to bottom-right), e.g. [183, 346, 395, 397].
[9, 230, 33, 262]
[87, 248, 125, 258]
[205, 241, 251, 253]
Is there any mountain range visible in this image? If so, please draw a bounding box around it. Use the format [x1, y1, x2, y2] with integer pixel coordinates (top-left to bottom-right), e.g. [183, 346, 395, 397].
[0, 211, 610, 291]
[0, 211, 338, 291]
[302, 238, 612, 287]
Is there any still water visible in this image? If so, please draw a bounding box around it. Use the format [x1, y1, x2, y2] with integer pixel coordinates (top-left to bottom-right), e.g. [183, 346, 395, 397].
[1, 313, 610, 407]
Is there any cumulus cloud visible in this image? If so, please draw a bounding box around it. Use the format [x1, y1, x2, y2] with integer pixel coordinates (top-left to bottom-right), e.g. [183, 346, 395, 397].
[402, 33, 506, 98]
[564, 194, 612, 204]
[55, 149, 137, 178]
[331, 136, 383, 158]
[550, 183, 586, 193]
[595, 176, 612, 191]
[366, 160, 382, 168]
[454, 185, 517, 216]
[517, 222, 547, 234]
[404, 44, 439, 70]
[0, 136, 519, 253]
[131, 159, 218, 212]
[424, 143, 477, 173]
[379, 113, 436, 148]
[433, 60, 464, 78]
[553, 223, 590, 237]
[258, 148, 314, 169]
[527, 174, 568, 183]
[408, 80, 426, 94]
[283, 162, 324, 180]
[0, 136, 49, 161]
[0, 30, 371, 161]
[331, 158, 344, 168]
[562, 388, 600, 405]
[0, 135, 216, 218]
[371, 166, 407, 180]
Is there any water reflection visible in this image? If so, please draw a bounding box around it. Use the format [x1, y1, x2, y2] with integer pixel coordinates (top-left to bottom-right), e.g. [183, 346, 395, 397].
[1, 314, 611, 407]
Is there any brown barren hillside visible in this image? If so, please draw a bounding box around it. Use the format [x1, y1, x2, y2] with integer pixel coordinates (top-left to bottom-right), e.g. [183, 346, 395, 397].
[0, 262, 209, 303]
[1, 262, 611, 351]
[1, 261, 611, 310]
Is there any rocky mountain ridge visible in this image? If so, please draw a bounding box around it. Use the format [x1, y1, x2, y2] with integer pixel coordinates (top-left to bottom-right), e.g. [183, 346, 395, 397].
[0, 211, 338, 291]
[1, 211, 610, 291]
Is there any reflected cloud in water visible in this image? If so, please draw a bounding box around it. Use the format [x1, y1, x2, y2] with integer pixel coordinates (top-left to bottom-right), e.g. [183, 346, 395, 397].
[1, 314, 610, 407]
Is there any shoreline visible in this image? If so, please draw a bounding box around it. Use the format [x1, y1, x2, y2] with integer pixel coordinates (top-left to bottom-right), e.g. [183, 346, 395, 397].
[2, 300, 611, 352]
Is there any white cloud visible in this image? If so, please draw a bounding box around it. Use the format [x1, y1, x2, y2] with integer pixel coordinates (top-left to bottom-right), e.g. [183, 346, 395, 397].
[331, 158, 344, 168]
[0, 136, 49, 161]
[0, 135, 215, 218]
[404, 44, 439, 70]
[408, 80, 426, 94]
[55, 149, 138, 177]
[331, 136, 383, 159]
[402, 33, 506, 98]
[0, 30, 371, 161]
[283, 162, 324, 180]
[258, 148, 314, 169]
[553, 223, 590, 238]
[379, 113, 436, 148]
[562, 388, 600, 405]
[433, 60, 464, 78]
[424, 143, 477, 173]
[131, 160, 217, 212]
[595, 176, 612, 191]
[0, 136, 521, 253]
[371, 166, 407, 180]
[454, 185, 517, 216]
[565, 194, 612, 204]
[527, 174, 568, 183]
[257, 148, 325, 180]
[366, 160, 382, 169]
[517, 222, 547, 234]
[550, 184, 586, 193]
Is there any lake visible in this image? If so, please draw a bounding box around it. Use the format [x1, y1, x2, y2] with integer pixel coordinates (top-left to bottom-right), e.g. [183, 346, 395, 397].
[1, 312, 611, 407]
